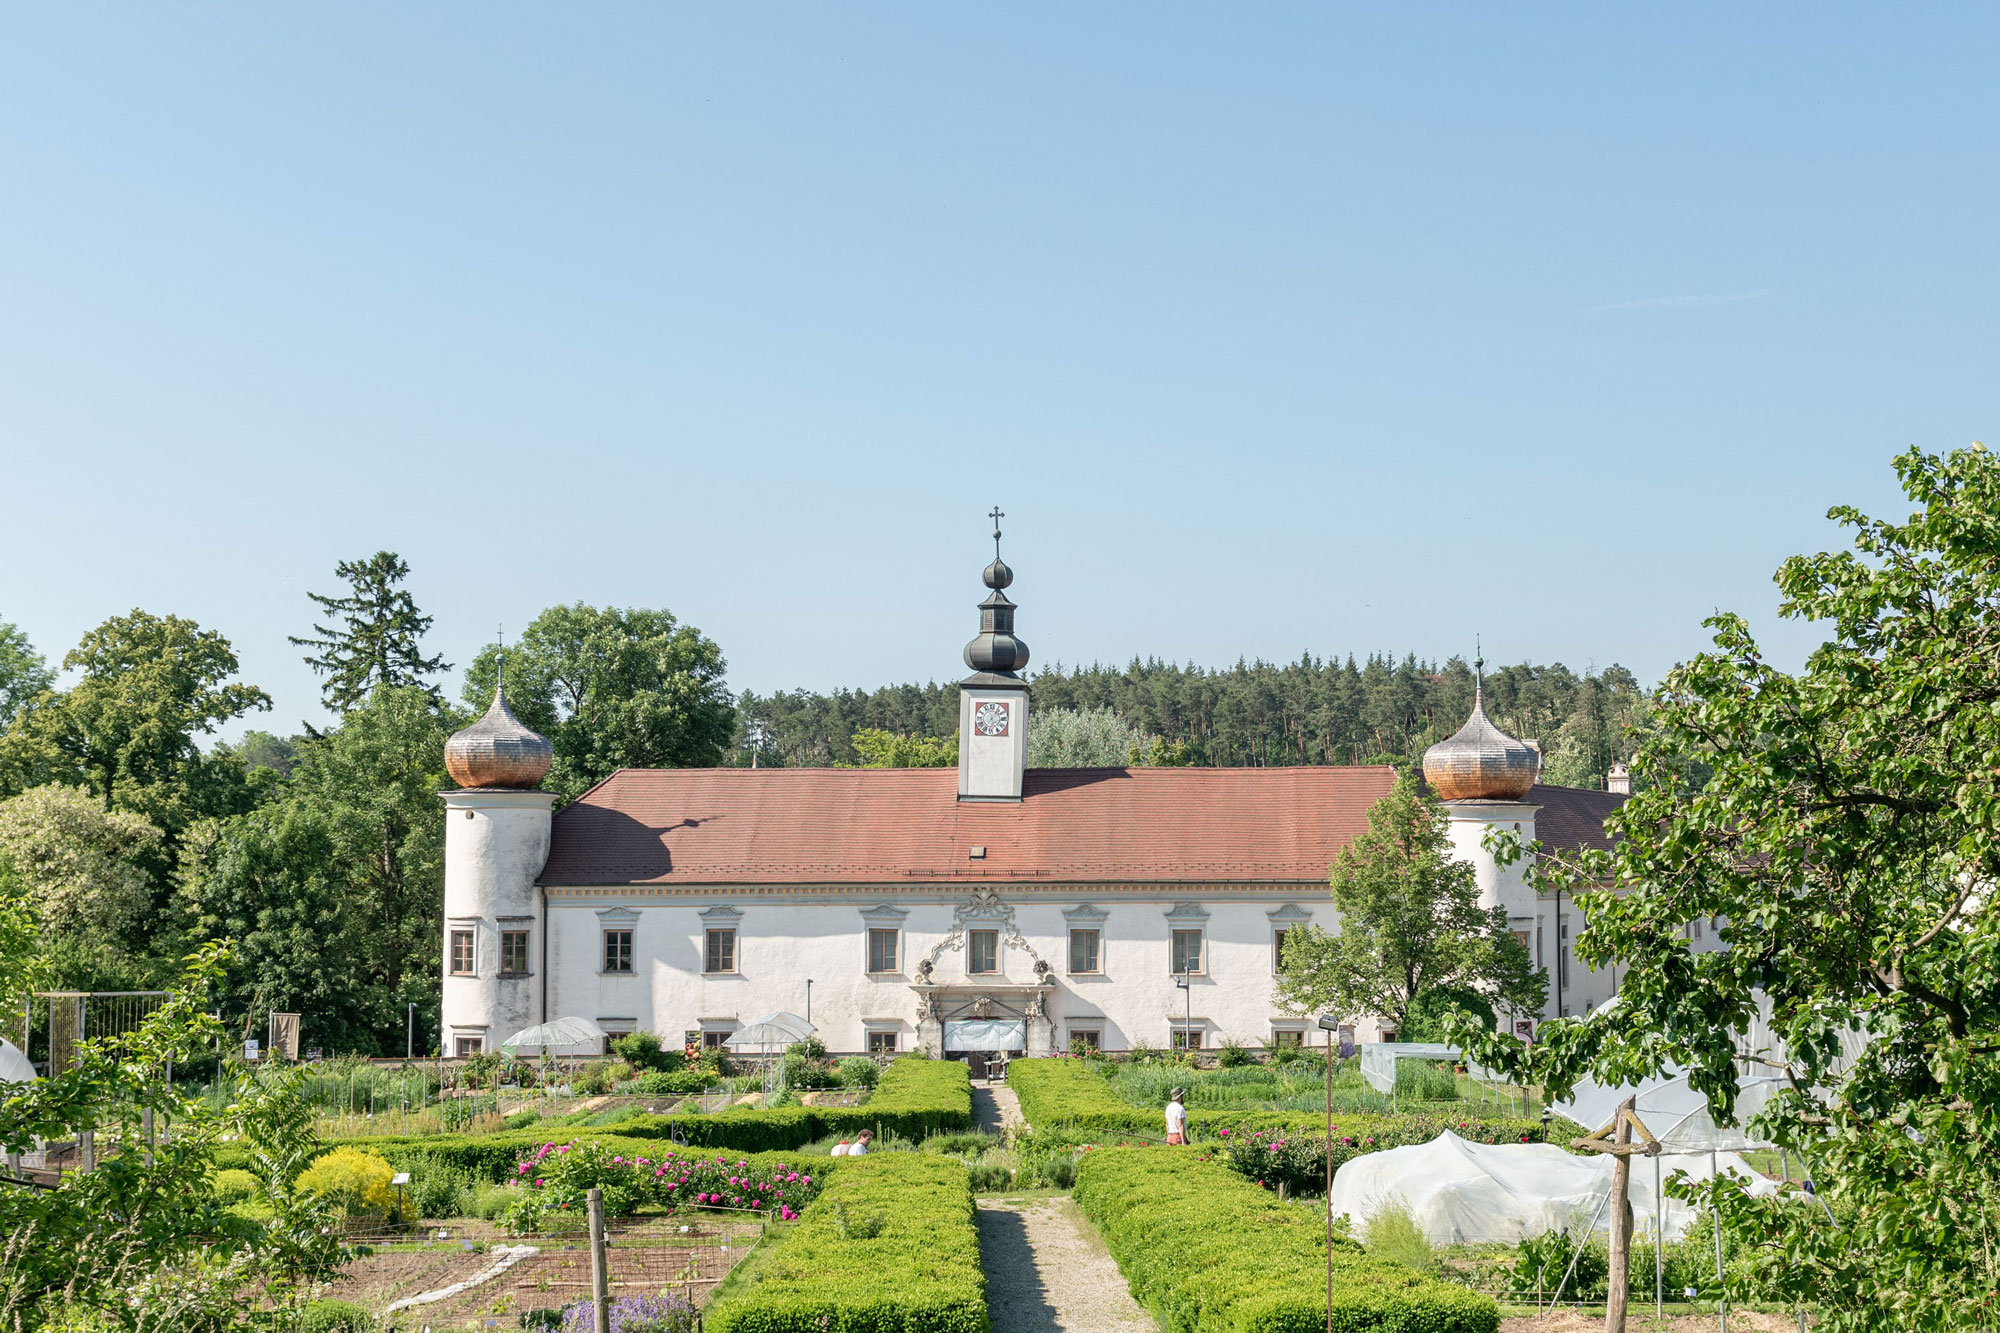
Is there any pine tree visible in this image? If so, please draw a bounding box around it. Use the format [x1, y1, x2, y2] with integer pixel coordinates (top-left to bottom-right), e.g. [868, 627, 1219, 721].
[290, 552, 449, 711]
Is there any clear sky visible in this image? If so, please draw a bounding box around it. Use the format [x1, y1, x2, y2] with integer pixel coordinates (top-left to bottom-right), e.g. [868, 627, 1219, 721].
[3, 6, 1995, 738]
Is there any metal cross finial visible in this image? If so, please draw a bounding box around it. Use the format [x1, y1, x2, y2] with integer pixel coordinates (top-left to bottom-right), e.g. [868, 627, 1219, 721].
[988, 506, 1005, 555]
[1473, 636, 1484, 700]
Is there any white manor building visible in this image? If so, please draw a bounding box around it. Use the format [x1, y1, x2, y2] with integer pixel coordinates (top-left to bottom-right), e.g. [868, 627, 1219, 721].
[438, 530, 1628, 1059]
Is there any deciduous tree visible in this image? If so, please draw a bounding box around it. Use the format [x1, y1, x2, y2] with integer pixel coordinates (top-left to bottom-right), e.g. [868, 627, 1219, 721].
[463, 603, 734, 799]
[1025, 706, 1153, 767]
[1458, 445, 2000, 1330]
[1277, 770, 1542, 1030]
[0, 783, 160, 947]
[0, 620, 52, 733]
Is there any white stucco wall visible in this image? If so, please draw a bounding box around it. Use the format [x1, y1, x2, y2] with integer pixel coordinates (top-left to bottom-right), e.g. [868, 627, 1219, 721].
[441, 789, 554, 1051]
[540, 892, 1366, 1052]
[958, 687, 1028, 799]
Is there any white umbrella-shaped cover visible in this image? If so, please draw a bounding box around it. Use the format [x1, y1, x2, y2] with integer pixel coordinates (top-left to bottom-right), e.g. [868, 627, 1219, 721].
[724, 1012, 816, 1050]
[1328, 1131, 1774, 1245]
[0, 1038, 34, 1084]
[498, 1016, 607, 1055]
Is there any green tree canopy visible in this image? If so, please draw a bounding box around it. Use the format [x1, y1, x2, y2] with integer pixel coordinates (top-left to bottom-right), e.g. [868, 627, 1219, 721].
[1025, 705, 1154, 767]
[0, 620, 53, 732]
[289, 551, 449, 711]
[464, 603, 734, 799]
[1459, 445, 2000, 1329]
[848, 727, 957, 767]
[1276, 769, 1543, 1030]
[177, 685, 455, 1054]
[0, 612, 270, 831]
[0, 783, 160, 949]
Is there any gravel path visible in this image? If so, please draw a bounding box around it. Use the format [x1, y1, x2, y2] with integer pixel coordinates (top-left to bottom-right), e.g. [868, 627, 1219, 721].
[973, 1082, 1026, 1134]
[977, 1198, 1157, 1333]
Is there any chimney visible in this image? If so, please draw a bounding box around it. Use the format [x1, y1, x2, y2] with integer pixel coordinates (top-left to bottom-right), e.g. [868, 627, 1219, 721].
[1606, 762, 1631, 796]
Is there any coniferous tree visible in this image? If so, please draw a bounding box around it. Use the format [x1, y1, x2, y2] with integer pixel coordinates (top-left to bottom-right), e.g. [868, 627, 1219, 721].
[290, 551, 449, 711]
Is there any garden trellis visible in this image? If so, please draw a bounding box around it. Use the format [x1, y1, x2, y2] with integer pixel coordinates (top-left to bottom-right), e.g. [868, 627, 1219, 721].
[22, 991, 168, 1077]
[726, 1011, 816, 1102]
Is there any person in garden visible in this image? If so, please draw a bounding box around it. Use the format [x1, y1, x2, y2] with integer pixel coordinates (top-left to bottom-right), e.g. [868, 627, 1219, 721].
[849, 1129, 873, 1156]
[830, 1138, 852, 1156]
[1165, 1088, 1188, 1145]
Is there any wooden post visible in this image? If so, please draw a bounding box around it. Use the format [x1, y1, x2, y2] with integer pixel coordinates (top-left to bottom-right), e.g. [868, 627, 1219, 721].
[1570, 1097, 1659, 1333]
[1605, 1095, 1635, 1333]
[588, 1186, 610, 1333]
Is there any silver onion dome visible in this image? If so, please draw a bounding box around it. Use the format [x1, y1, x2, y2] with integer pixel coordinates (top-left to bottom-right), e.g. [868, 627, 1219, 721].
[445, 682, 553, 790]
[963, 509, 1029, 676]
[1421, 672, 1539, 801]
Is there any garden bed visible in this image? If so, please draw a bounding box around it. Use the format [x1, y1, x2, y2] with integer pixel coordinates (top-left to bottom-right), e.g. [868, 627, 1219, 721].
[1072, 1144, 1498, 1333]
[1010, 1057, 1548, 1150]
[706, 1153, 988, 1333]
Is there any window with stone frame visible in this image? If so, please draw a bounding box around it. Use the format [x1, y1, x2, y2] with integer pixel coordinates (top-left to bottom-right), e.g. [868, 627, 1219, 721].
[1272, 928, 1289, 973]
[500, 929, 530, 976]
[968, 929, 999, 974]
[1271, 1027, 1305, 1048]
[1068, 928, 1100, 974]
[603, 928, 634, 975]
[454, 1035, 483, 1057]
[1170, 928, 1204, 976]
[1068, 1028, 1101, 1052]
[1171, 1026, 1202, 1051]
[450, 929, 475, 976]
[867, 1030, 899, 1054]
[867, 928, 899, 973]
[705, 927, 737, 974]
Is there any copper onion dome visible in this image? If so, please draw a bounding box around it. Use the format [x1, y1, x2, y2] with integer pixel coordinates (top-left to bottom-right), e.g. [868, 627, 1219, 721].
[445, 680, 553, 789]
[1421, 662, 1540, 801]
[963, 508, 1030, 676]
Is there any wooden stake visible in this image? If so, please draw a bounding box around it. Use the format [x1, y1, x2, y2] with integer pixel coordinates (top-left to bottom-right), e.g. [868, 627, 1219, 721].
[1606, 1095, 1634, 1333]
[588, 1187, 610, 1333]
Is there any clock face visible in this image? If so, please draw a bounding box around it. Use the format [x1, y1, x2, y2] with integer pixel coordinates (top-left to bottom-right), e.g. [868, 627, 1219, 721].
[973, 700, 1011, 737]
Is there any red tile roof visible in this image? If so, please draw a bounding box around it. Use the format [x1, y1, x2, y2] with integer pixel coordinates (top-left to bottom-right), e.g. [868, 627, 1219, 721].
[540, 765, 1403, 887]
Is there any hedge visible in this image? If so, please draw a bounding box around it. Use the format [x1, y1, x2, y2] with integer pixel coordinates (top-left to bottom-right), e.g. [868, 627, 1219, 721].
[1009, 1058, 1547, 1146]
[706, 1153, 988, 1333]
[1073, 1146, 1497, 1333]
[608, 1055, 972, 1151]
[217, 1131, 823, 1186]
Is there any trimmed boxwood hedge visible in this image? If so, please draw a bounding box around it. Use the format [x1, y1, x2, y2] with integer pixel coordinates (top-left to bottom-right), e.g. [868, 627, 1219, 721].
[609, 1055, 971, 1150]
[1009, 1058, 1546, 1146]
[706, 1153, 988, 1333]
[217, 1132, 822, 1186]
[1073, 1146, 1497, 1333]
[224, 1057, 974, 1175]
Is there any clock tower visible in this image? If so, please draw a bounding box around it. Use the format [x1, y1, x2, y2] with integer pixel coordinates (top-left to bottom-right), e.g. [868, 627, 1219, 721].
[958, 508, 1030, 801]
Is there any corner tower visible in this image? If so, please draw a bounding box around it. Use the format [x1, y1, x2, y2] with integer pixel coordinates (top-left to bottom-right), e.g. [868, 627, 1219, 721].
[958, 508, 1030, 801]
[440, 674, 555, 1056]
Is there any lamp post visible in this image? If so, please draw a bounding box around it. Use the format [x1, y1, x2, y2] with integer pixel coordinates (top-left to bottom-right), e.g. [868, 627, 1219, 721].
[1172, 973, 1192, 1054]
[805, 979, 813, 1028]
[407, 1002, 415, 1060]
[1316, 1014, 1342, 1333]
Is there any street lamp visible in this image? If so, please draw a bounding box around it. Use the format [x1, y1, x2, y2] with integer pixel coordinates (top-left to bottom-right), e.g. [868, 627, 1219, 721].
[1172, 973, 1192, 1054]
[1316, 1014, 1342, 1333]
[805, 979, 813, 1028]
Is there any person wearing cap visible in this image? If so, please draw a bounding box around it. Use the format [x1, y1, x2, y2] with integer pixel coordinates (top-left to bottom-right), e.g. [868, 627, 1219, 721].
[1164, 1088, 1188, 1145]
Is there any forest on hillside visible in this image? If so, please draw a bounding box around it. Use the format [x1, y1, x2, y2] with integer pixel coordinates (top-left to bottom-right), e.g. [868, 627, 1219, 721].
[733, 655, 1648, 789]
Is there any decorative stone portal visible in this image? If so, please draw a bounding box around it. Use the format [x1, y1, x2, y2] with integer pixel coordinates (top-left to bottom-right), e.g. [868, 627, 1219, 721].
[912, 891, 1057, 1057]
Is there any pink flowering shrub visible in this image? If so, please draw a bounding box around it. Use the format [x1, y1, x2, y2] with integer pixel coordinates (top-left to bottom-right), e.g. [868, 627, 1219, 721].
[1218, 1118, 1547, 1196]
[502, 1139, 821, 1233]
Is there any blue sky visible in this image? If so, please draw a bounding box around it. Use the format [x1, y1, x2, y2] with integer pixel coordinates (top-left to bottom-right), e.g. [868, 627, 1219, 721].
[3, 6, 1995, 738]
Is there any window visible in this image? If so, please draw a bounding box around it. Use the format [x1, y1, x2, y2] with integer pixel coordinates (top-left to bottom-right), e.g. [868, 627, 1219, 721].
[1171, 1027, 1202, 1051]
[500, 929, 530, 976]
[1068, 929, 1100, 974]
[968, 929, 999, 974]
[867, 1030, 899, 1054]
[1510, 929, 1531, 955]
[1271, 1028, 1304, 1048]
[454, 1036, 483, 1057]
[450, 929, 475, 976]
[1068, 1028, 1101, 1052]
[702, 1029, 733, 1050]
[603, 929, 634, 975]
[868, 928, 899, 973]
[705, 928, 737, 974]
[1171, 929, 1203, 976]
[1691, 918, 1703, 942]
[1272, 928, 1289, 973]
[600, 1029, 632, 1056]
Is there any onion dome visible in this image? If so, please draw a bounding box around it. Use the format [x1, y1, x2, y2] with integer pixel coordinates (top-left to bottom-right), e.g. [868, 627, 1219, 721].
[445, 679, 553, 789]
[963, 508, 1030, 676]
[1422, 659, 1540, 801]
